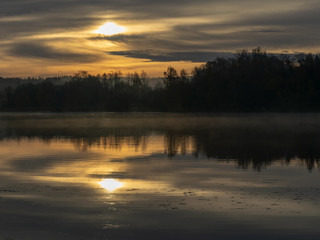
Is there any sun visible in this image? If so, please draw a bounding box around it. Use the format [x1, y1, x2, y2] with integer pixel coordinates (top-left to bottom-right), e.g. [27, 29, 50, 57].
[94, 22, 126, 36]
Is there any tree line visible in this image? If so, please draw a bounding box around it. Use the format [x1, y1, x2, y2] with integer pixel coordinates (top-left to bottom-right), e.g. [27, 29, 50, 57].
[1, 48, 320, 112]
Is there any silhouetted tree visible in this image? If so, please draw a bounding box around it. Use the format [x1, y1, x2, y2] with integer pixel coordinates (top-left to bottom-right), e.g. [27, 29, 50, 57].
[1, 48, 320, 112]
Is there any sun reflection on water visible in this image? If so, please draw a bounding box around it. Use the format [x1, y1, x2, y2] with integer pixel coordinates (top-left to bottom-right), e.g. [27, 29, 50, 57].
[99, 179, 124, 191]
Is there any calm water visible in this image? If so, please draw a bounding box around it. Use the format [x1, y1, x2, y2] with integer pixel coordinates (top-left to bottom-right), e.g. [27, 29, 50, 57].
[0, 113, 319, 240]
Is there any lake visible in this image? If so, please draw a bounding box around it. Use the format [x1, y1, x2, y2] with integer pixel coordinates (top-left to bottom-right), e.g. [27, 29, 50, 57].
[0, 113, 319, 240]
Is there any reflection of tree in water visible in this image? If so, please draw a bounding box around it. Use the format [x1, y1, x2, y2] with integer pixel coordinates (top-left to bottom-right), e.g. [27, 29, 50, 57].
[1, 115, 320, 171]
[302, 158, 320, 172]
[0, 124, 149, 152]
[164, 133, 195, 157]
[71, 135, 147, 152]
[163, 129, 320, 171]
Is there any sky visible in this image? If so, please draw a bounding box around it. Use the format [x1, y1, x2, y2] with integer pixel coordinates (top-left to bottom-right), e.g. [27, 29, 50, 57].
[0, 0, 320, 77]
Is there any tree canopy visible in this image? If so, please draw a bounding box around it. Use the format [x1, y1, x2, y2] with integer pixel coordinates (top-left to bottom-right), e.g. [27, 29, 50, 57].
[1, 48, 320, 112]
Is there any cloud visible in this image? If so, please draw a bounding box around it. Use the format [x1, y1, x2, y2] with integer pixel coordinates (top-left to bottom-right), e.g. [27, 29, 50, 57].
[1, 0, 320, 76]
[2, 1, 320, 37]
[94, 24, 318, 57]
[107, 50, 232, 62]
[8, 42, 101, 63]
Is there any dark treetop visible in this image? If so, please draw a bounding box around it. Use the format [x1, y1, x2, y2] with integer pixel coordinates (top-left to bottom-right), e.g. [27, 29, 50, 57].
[1, 48, 320, 112]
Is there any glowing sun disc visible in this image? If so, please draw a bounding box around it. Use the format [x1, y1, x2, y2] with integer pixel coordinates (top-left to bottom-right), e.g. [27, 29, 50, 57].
[94, 22, 126, 35]
[99, 179, 124, 191]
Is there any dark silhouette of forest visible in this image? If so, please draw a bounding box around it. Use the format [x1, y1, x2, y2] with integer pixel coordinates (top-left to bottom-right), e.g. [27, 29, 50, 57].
[1, 48, 320, 112]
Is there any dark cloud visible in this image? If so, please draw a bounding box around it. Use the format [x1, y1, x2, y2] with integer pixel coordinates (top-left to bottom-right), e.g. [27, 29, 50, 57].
[88, 172, 128, 179]
[95, 25, 319, 57]
[0, 15, 102, 41]
[249, 29, 286, 33]
[107, 50, 232, 62]
[8, 42, 101, 63]
[1, 0, 320, 71]
[2, 1, 320, 34]
[239, 6, 320, 27]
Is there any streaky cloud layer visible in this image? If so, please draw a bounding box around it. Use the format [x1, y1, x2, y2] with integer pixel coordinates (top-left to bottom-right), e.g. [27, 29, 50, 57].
[0, 0, 319, 77]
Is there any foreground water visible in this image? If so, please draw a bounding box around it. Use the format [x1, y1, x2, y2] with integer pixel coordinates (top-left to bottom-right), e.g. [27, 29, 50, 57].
[0, 113, 319, 240]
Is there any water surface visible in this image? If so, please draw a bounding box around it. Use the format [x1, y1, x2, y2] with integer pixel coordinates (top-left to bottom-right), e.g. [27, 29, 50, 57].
[0, 113, 319, 240]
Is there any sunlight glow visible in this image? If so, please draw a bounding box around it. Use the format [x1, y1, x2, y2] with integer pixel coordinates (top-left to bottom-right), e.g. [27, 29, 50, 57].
[94, 22, 126, 36]
[99, 179, 124, 191]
